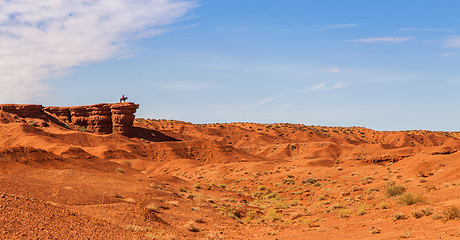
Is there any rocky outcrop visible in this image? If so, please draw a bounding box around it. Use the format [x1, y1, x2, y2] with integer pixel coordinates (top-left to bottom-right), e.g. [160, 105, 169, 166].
[0, 104, 45, 119]
[111, 103, 138, 133]
[0, 103, 139, 134]
[44, 107, 71, 122]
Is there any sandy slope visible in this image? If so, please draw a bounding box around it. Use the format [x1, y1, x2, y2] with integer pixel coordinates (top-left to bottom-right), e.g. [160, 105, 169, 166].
[0, 115, 459, 239]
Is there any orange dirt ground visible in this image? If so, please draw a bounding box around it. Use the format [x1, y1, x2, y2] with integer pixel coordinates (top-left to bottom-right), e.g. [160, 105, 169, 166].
[0, 112, 459, 239]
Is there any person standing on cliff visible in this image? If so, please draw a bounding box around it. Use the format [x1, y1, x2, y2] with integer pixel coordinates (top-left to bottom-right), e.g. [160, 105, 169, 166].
[120, 94, 128, 102]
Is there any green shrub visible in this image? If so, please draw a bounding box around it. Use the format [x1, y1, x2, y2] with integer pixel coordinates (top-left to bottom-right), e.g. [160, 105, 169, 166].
[263, 192, 281, 200]
[357, 207, 366, 216]
[304, 178, 319, 186]
[282, 178, 295, 185]
[77, 125, 87, 132]
[398, 193, 423, 206]
[218, 206, 241, 219]
[258, 185, 268, 191]
[386, 181, 405, 196]
[412, 211, 424, 218]
[266, 208, 281, 222]
[421, 208, 433, 216]
[443, 205, 460, 220]
[394, 212, 406, 220]
[28, 121, 38, 127]
[244, 210, 258, 223]
[338, 209, 351, 218]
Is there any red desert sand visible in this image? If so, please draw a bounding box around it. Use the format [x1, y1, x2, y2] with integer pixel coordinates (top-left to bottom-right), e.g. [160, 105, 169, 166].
[0, 103, 459, 239]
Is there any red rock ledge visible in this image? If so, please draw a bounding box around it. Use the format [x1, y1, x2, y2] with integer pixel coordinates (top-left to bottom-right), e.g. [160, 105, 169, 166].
[0, 102, 139, 134]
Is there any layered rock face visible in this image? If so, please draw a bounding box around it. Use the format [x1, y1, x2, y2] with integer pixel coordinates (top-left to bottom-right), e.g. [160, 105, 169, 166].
[0, 104, 45, 119]
[110, 103, 138, 133]
[1, 103, 139, 134]
[47, 102, 139, 134]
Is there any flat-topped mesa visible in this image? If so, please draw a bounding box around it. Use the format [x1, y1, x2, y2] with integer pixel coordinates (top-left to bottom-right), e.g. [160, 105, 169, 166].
[0, 102, 139, 134]
[46, 102, 139, 134]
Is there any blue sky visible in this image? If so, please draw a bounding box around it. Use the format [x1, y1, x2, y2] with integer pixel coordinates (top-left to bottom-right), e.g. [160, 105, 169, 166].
[2, 1, 460, 131]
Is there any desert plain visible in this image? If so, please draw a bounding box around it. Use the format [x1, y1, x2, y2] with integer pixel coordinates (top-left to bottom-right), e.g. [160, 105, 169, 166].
[0, 103, 459, 239]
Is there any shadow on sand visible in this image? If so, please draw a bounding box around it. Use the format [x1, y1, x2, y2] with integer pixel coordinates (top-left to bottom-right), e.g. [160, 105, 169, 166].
[124, 126, 180, 142]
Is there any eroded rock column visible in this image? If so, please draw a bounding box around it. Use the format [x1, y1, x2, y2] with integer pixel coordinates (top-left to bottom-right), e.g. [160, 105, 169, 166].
[110, 102, 139, 134]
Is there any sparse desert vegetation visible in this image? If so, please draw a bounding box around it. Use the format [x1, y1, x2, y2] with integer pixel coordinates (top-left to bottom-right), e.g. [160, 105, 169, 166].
[0, 112, 460, 239]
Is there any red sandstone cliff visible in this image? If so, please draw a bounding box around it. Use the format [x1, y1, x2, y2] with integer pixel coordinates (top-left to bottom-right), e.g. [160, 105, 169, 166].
[0, 103, 139, 134]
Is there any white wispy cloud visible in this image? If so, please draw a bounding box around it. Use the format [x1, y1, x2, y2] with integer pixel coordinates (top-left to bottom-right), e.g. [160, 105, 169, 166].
[241, 95, 284, 110]
[324, 23, 360, 30]
[444, 36, 460, 47]
[0, 0, 196, 102]
[348, 37, 412, 43]
[399, 27, 455, 33]
[303, 82, 347, 92]
[327, 67, 340, 73]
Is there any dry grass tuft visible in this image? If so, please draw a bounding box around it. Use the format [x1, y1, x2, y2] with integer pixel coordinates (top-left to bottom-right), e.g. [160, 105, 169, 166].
[443, 205, 460, 220]
[386, 181, 405, 196]
[398, 193, 423, 206]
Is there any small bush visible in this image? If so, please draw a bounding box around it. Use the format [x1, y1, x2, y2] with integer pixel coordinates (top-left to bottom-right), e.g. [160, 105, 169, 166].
[263, 192, 281, 200]
[357, 207, 366, 216]
[379, 202, 388, 209]
[361, 177, 374, 185]
[398, 193, 423, 206]
[145, 203, 160, 212]
[282, 178, 295, 185]
[77, 125, 87, 132]
[421, 208, 433, 216]
[125, 225, 143, 232]
[218, 206, 242, 219]
[318, 195, 327, 201]
[327, 203, 342, 212]
[115, 167, 125, 174]
[28, 121, 38, 127]
[412, 211, 424, 218]
[266, 208, 281, 222]
[443, 205, 460, 220]
[258, 185, 268, 191]
[244, 210, 258, 223]
[386, 181, 405, 196]
[394, 212, 406, 220]
[338, 209, 351, 218]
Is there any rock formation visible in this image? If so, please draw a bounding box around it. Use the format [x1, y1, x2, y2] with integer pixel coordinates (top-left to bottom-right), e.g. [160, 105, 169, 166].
[110, 103, 138, 134]
[0, 102, 139, 134]
[0, 104, 45, 119]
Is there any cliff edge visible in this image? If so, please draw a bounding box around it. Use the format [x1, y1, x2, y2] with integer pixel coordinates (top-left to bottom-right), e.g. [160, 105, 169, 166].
[0, 102, 139, 134]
